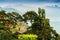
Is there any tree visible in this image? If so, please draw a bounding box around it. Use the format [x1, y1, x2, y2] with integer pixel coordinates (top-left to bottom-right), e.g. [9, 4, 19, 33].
[0, 30, 17, 40]
[24, 8, 55, 40]
[41, 9, 45, 18]
[23, 11, 37, 24]
[0, 8, 59, 40]
[38, 8, 45, 18]
[7, 12, 23, 21]
[0, 10, 18, 40]
[38, 8, 41, 17]
[51, 29, 59, 40]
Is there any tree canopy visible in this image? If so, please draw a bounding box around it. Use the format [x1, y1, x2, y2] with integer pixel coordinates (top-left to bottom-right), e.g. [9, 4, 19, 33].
[0, 8, 60, 40]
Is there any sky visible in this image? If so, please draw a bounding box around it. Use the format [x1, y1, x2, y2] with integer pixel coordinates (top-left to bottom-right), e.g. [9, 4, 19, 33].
[0, 0, 60, 34]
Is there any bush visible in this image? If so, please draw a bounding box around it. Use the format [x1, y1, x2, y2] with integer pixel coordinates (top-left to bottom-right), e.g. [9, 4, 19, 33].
[0, 30, 17, 40]
[18, 34, 38, 40]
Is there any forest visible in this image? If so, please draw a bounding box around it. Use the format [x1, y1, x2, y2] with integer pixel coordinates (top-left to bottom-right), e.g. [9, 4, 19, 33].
[0, 8, 60, 40]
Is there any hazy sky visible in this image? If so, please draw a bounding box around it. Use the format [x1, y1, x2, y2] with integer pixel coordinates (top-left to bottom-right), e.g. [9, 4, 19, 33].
[0, 0, 60, 34]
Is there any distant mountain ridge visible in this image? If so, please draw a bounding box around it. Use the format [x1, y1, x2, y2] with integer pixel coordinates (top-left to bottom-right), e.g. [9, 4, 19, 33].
[46, 4, 60, 8]
[0, 7, 22, 15]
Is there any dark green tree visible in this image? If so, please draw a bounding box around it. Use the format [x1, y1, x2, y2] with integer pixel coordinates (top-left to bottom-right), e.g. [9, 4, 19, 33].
[23, 11, 38, 24]
[24, 8, 57, 40]
[0, 10, 18, 40]
[7, 12, 23, 21]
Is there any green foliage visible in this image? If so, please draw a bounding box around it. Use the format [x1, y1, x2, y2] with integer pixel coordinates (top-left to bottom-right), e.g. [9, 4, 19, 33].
[18, 34, 37, 40]
[0, 10, 18, 40]
[7, 12, 23, 21]
[0, 30, 17, 40]
[0, 8, 60, 40]
[24, 8, 59, 40]
[23, 11, 37, 23]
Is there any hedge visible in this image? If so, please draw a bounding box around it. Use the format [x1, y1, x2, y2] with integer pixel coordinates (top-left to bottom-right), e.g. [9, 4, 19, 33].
[18, 34, 38, 40]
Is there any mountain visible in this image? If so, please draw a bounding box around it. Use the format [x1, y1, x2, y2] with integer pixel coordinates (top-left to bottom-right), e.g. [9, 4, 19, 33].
[0, 7, 22, 15]
[46, 4, 60, 8]
[0, 7, 3, 10]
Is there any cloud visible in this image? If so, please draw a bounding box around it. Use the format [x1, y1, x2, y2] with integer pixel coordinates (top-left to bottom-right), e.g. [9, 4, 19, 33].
[46, 4, 60, 8]
[49, 17, 60, 22]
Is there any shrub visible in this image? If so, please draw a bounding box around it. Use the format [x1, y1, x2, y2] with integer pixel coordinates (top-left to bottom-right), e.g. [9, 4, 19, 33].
[0, 30, 17, 40]
[18, 34, 38, 40]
